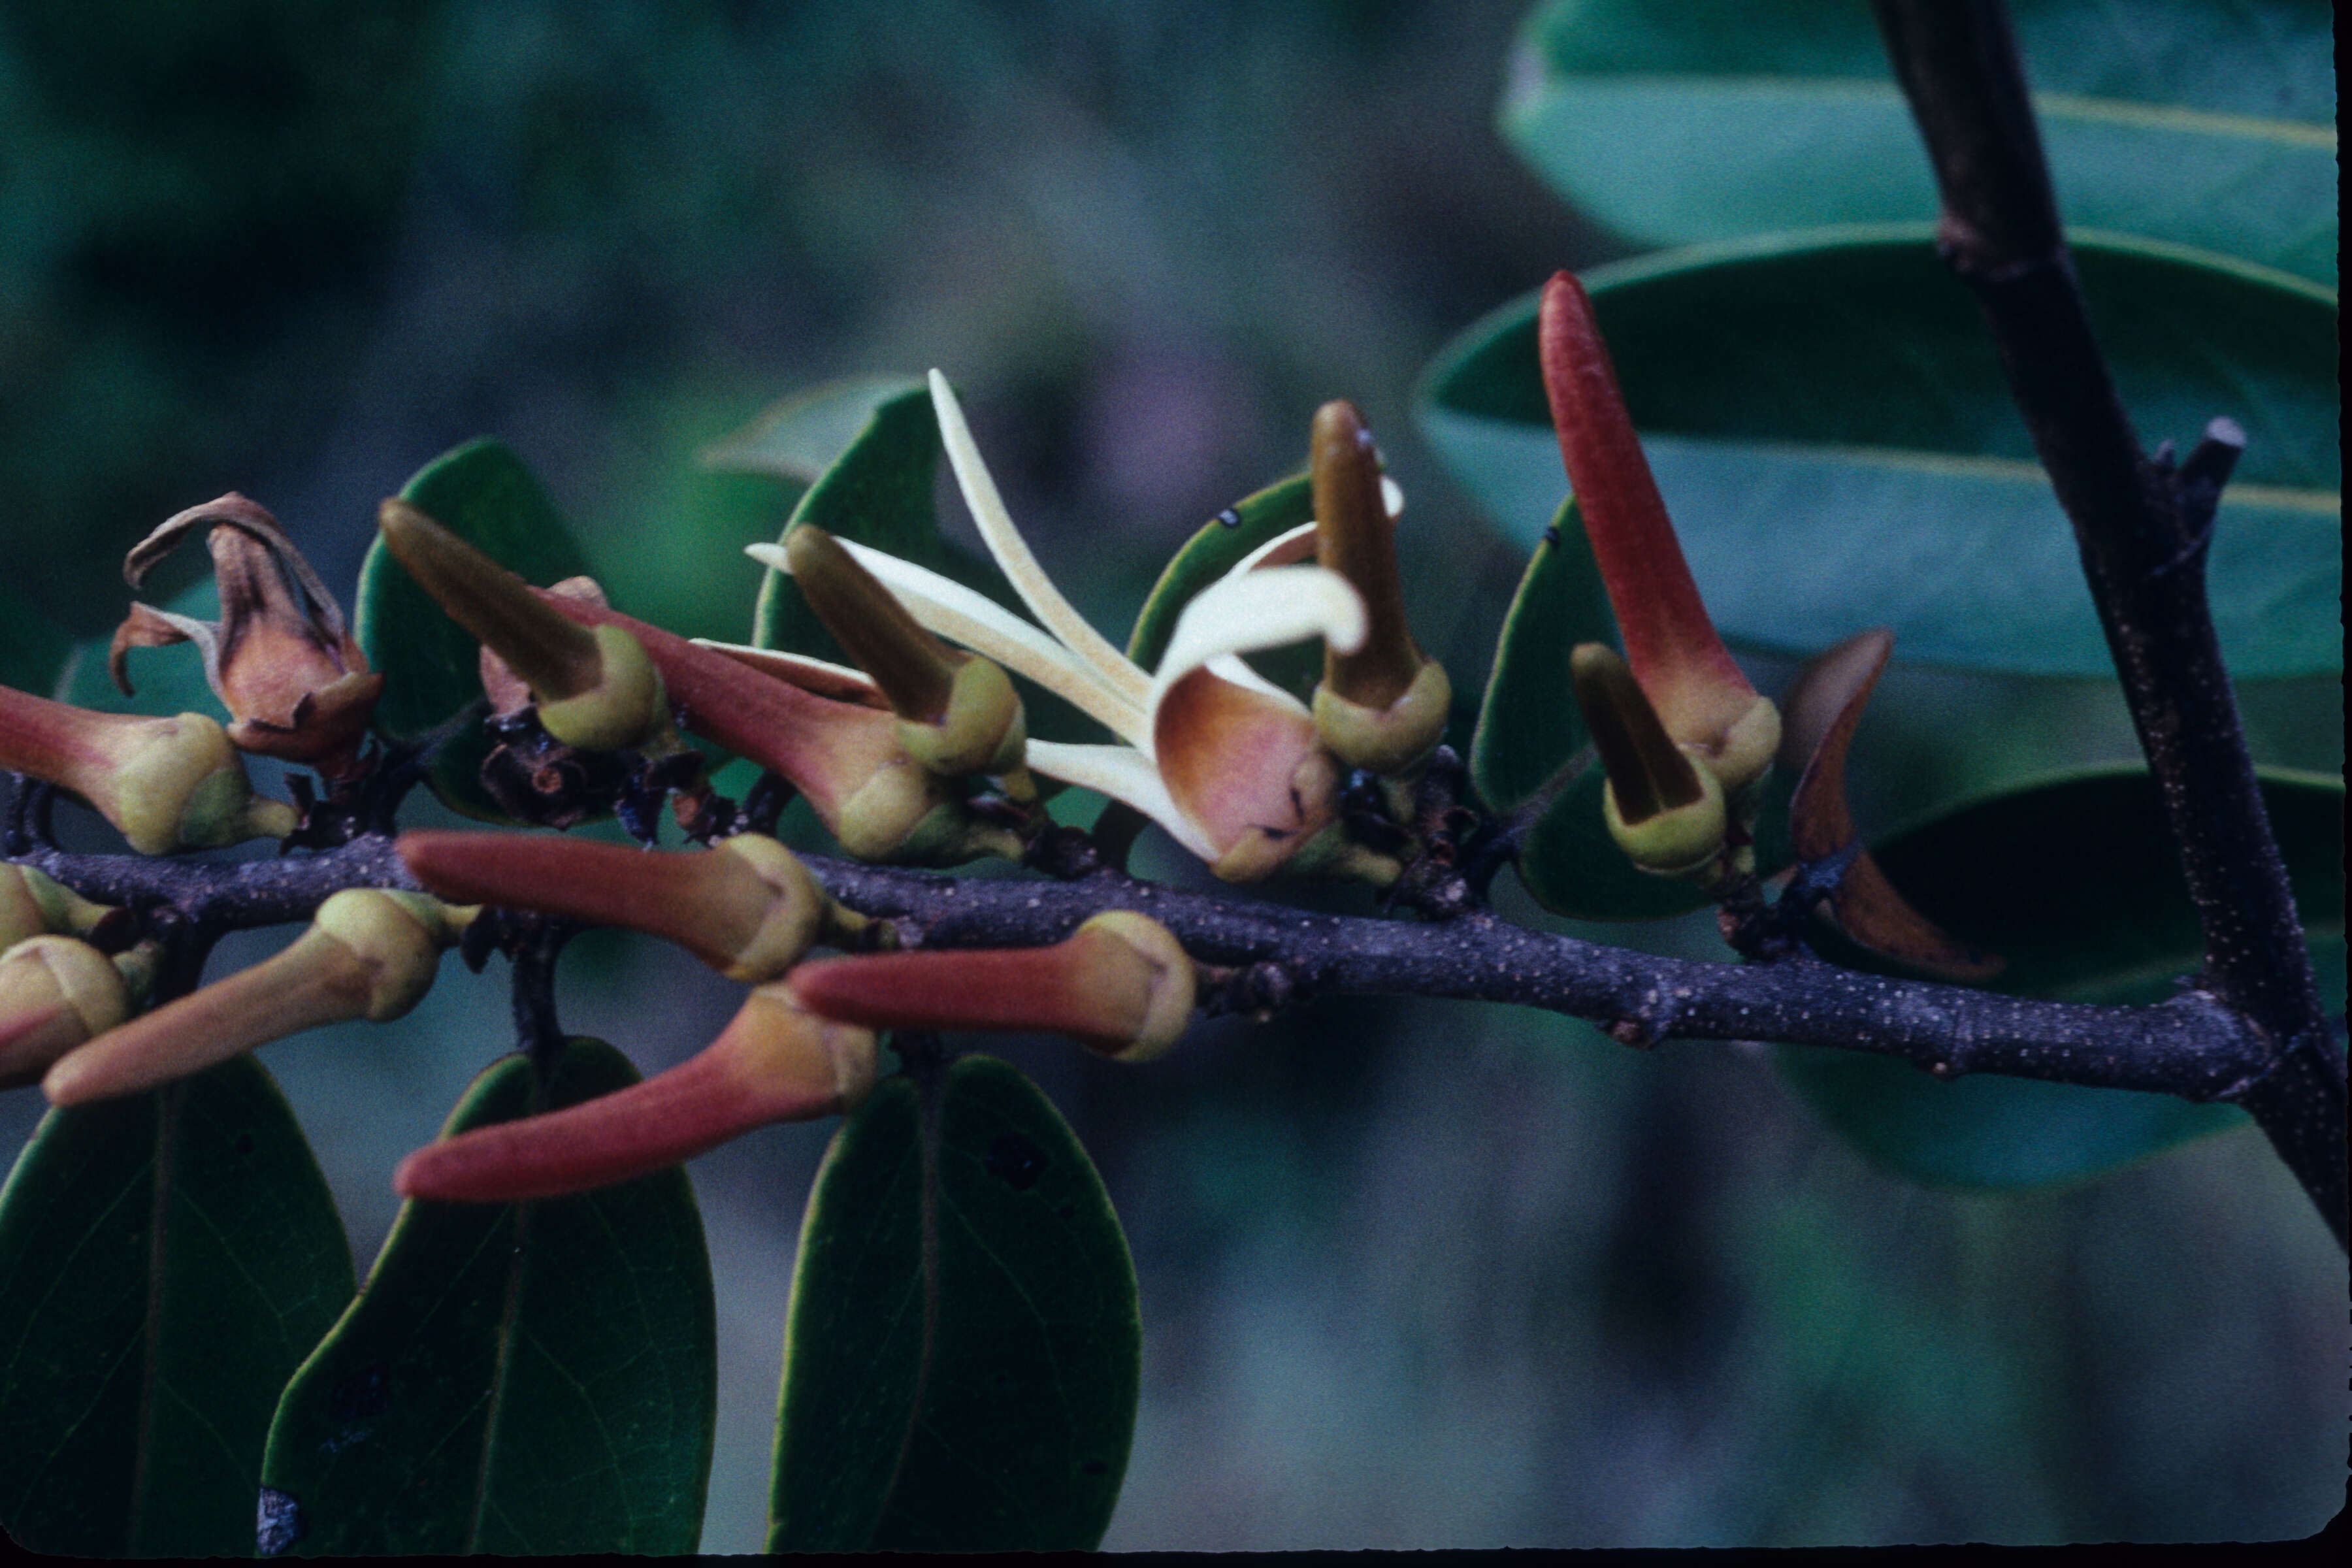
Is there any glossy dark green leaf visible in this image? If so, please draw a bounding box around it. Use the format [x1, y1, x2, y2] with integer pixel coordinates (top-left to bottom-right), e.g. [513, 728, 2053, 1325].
[770, 1053, 1139, 1553]
[353, 439, 596, 820]
[1124, 472, 1312, 674]
[0, 578, 72, 704]
[0, 1058, 353, 1556]
[258, 1039, 714, 1557]
[1777, 767, 2345, 1189]
[1503, 0, 2338, 284]
[1418, 230, 2340, 678]
[1467, 497, 1607, 814]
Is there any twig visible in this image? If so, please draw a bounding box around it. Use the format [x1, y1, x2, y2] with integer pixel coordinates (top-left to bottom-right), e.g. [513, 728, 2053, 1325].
[1871, 0, 2342, 1244]
[808, 855, 2268, 1100]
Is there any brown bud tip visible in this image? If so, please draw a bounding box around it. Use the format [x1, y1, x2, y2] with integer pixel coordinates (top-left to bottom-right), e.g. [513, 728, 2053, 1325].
[785, 526, 960, 723]
[1313, 400, 1420, 711]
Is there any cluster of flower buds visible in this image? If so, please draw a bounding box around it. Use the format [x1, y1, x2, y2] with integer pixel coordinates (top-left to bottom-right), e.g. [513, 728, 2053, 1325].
[390, 828, 1201, 1201]
[1541, 272, 1780, 888]
[747, 370, 1444, 885]
[378, 500, 1024, 866]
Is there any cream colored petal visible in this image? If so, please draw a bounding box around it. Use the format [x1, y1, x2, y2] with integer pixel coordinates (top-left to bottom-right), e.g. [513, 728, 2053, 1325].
[1201, 653, 1292, 704]
[746, 539, 1149, 745]
[1151, 566, 1365, 714]
[1224, 522, 1318, 578]
[691, 640, 890, 708]
[1023, 739, 1219, 862]
[927, 370, 1153, 714]
[1382, 475, 1405, 519]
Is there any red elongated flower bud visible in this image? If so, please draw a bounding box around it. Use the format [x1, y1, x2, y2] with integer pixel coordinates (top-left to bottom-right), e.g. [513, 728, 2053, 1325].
[0, 685, 298, 855]
[399, 828, 851, 982]
[113, 494, 383, 777]
[1780, 630, 2001, 980]
[535, 592, 1018, 866]
[1309, 400, 1451, 776]
[792, 910, 1196, 1062]
[393, 985, 876, 1202]
[1540, 273, 1777, 796]
[43, 890, 463, 1105]
[377, 500, 670, 755]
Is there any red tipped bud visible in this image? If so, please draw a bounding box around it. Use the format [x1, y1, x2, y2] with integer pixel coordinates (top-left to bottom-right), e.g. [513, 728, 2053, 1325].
[792, 909, 1197, 1062]
[0, 686, 297, 854]
[393, 985, 877, 1202]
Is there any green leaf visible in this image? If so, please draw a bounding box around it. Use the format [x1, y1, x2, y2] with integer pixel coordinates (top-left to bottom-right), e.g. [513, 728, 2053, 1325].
[1503, 0, 2338, 284]
[0, 578, 72, 703]
[1417, 229, 2341, 678]
[1776, 766, 2345, 1189]
[753, 383, 956, 661]
[770, 1053, 1139, 1554]
[749, 382, 1113, 747]
[258, 1039, 714, 1557]
[1123, 472, 1313, 674]
[353, 439, 596, 821]
[705, 373, 930, 485]
[1467, 497, 1606, 813]
[0, 1058, 353, 1556]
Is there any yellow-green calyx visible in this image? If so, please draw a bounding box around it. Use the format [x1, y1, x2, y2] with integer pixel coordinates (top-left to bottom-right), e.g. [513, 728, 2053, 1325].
[706, 832, 840, 983]
[0, 865, 112, 947]
[782, 525, 1031, 790]
[829, 756, 1024, 867]
[0, 936, 140, 1088]
[1309, 400, 1449, 774]
[1070, 911, 1198, 1063]
[1573, 643, 1729, 880]
[42, 890, 470, 1105]
[377, 498, 673, 754]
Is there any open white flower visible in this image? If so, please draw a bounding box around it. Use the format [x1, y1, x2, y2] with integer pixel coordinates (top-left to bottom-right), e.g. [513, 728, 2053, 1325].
[744, 370, 1372, 881]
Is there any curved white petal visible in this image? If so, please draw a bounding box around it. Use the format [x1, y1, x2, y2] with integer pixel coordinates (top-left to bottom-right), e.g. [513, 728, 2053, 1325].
[1381, 474, 1405, 519]
[927, 371, 1153, 715]
[745, 538, 1150, 743]
[690, 640, 889, 708]
[1202, 652, 1293, 704]
[1151, 566, 1365, 714]
[1224, 522, 1318, 579]
[1023, 740, 1218, 861]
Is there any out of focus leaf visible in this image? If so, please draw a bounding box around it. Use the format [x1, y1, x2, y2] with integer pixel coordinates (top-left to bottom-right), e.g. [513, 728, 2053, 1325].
[0, 579, 72, 704]
[770, 1054, 1138, 1553]
[1504, 0, 2338, 284]
[705, 374, 930, 485]
[1418, 229, 2340, 677]
[258, 1039, 714, 1557]
[0, 1058, 353, 1556]
[353, 440, 596, 820]
[1778, 767, 2345, 1188]
[1468, 496, 1607, 813]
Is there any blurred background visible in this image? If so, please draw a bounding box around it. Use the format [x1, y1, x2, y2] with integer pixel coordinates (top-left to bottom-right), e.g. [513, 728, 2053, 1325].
[0, 0, 2341, 1552]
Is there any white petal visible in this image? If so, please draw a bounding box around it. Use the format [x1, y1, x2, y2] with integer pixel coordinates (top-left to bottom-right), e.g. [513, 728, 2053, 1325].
[926, 371, 1153, 714]
[1023, 740, 1218, 862]
[1201, 652, 1292, 703]
[1224, 522, 1318, 579]
[745, 538, 1150, 744]
[1151, 566, 1365, 716]
[690, 640, 888, 708]
[1381, 475, 1405, 519]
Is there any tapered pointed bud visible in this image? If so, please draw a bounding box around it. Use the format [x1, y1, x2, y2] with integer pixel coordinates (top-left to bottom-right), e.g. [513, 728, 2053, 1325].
[1780, 630, 2001, 980]
[399, 828, 855, 983]
[792, 909, 1197, 1062]
[1308, 402, 1451, 776]
[0, 686, 298, 854]
[0, 864, 112, 949]
[783, 526, 1028, 784]
[112, 495, 384, 777]
[376, 500, 671, 754]
[0, 937, 144, 1089]
[43, 890, 465, 1105]
[1573, 643, 1729, 879]
[393, 986, 877, 1202]
[535, 593, 1019, 866]
[1541, 274, 1778, 798]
